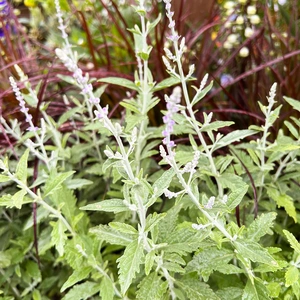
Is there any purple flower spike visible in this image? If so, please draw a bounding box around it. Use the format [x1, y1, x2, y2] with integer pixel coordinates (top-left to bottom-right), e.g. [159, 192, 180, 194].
[162, 86, 182, 148]
[94, 106, 108, 120]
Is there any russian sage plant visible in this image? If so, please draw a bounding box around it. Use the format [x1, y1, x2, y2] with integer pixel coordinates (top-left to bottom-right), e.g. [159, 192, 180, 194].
[1, 0, 300, 299]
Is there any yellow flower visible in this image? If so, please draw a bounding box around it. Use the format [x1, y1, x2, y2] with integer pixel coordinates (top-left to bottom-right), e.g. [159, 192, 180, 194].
[211, 31, 218, 41]
[24, 0, 36, 7]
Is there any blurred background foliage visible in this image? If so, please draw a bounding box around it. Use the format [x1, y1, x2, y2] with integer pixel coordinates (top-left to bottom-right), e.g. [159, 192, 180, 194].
[0, 0, 299, 138]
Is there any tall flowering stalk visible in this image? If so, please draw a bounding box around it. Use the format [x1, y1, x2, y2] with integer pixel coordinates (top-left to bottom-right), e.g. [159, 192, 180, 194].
[162, 0, 223, 197]
[7, 76, 52, 170]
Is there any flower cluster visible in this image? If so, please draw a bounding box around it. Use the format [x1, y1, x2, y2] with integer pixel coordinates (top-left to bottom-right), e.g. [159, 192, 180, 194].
[162, 86, 182, 148]
[220, 0, 262, 57]
[9, 76, 38, 132]
[54, 1, 107, 121]
[163, 0, 180, 42]
[181, 150, 200, 175]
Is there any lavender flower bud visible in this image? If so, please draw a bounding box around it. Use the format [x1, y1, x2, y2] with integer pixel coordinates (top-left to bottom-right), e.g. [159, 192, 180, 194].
[204, 196, 215, 209]
[162, 86, 182, 148]
[9, 76, 38, 132]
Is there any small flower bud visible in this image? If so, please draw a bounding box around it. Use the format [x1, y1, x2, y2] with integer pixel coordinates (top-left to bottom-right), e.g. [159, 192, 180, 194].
[224, 1, 235, 10]
[227, 34, 238, 44]
[247, 6, 256, 15]
[250, 15, 260, 25]
[239, 46, 249, 57]
[236, 15, 244, 24]
[244, 27, 254, 38]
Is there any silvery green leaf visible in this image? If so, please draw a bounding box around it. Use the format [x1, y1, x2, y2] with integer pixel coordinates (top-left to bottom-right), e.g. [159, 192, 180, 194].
[267, 188, 297, 222]
[144, 251, 155, 276]
[234, 240, 278, 266]
[80, 199, 129, 213]
[285, 265, 299, 287]
[177, 276, 220, 300]
[12, 189, 27, 209]
[117, 239, 145, 295]
[16, 148, 30, 184]
[50, 220, 67, 256]
[98, 77, 139, 91]
[109, 222, 137, 235]
[242, 279, 271, 300]
[153, 76, 181, 92]
[61, 266, 93, 292]
[191, 80, 213, 106]
[44, 171, 75, 197]
[90, 225, 135, 246]
[62, 281, 101, 300]
[145, 212, 167, 232]
[214, 130, 257, 151]
[246, 213, 276, 242]
[146, 14, 161, 33]
[152, 169, 175, 200]
[100, 276, 115, 300]
[283, 230, 300, 254]
[136, 272, 167, 300]
[284, 96, 300, 112]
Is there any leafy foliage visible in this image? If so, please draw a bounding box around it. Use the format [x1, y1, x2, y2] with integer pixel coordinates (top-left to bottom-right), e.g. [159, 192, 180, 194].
[0, 0, 300, 299]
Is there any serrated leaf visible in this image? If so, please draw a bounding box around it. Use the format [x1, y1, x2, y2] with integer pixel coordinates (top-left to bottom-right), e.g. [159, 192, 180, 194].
[284, 120, 299, 139]
[62, 281, 101, 300]
[246, 213, 276, 242]
[144, 251, 155, 275]
[235, 240, 278, 266]
[268, 105, 282, 125]
[16, 148, 29, 183]
[214, 130, 256, 151]
[98, 77, 139, 91]
[58, 107, 82, 126]
[50, 220, 67, 256]
[186, 247, 236, 279]
[191, 80, 214, 106]
[80, 199, 129, 213]
[0, 175, 11, 183]
[120, 100, 141, 114]
[145, 212, 166, 232]
[218, 174, 248, 210]
[283, 230, 300, 254]
[152, 77, 181, 92]
[109, 222, 137, 234]
[152, 169, 175, 200]
[267, 188, 297, 222]
[285, 265, 299, 287]
[61, 266, 93, 292]
[216, 287, 243, 300]
[57, 74, 76, 85]
[284, 96, 300, 112]
[0, 251, 11, 268]
[200, 121, 234, 133]
[25, 260, 41, 281]
[90, 225, 135, 246]
[266, 282, 281, 298]
[163, 227, 209, 255]
[65, 179, 93, 190]
[100, 276, 114, 300]
[177, 276, 220, 300]
[146, 13, 161, 33]
[163, 261, 185, 273]
[156, 205, 181, 244]
[12, 189, 27, 209]
[50, 186, 77, 224]
[44, 171, 75, 197]
[136, 272, 167, 300]
[242, 279, 271, 300]
[117, 239, 145, 295]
